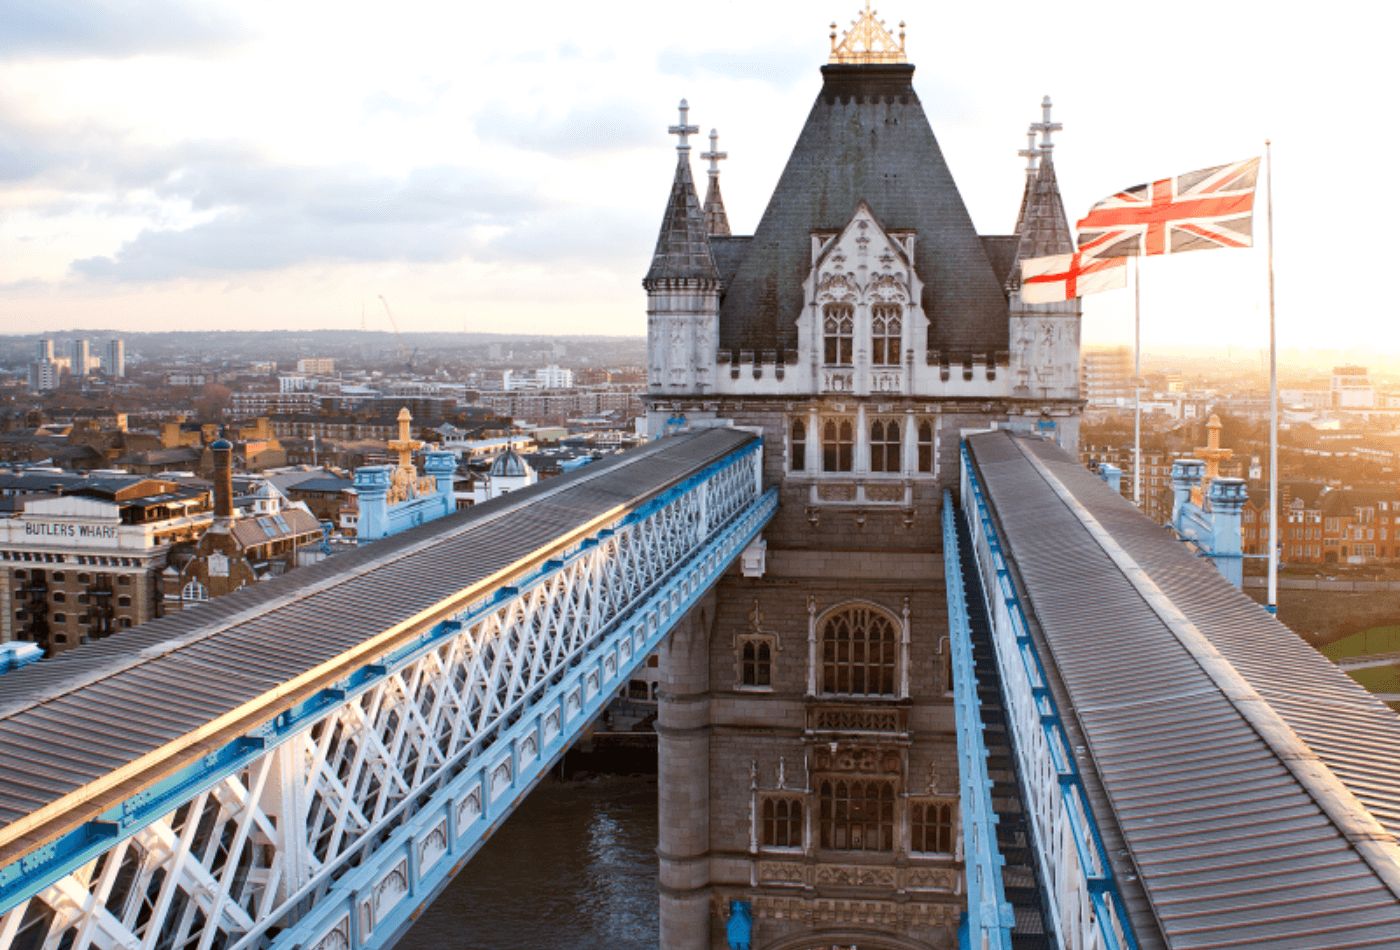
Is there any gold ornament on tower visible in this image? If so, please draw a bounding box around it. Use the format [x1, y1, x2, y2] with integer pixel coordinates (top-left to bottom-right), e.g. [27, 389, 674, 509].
[829, 1, 907, 65]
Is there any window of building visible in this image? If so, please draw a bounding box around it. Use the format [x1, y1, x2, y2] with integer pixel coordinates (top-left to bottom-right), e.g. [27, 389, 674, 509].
[821, 604, 897, 696]
[918, 421, 934, 473]
[910, 798, 956, 854]
[78, 573, 90, 583]
[52, 572, 65, 582]
[738, 636, 774, 688]
[53, 613, 66, 623]
[823, 304, 854, 366]
[761, 795, 804, 849]
[51, 592, 65, 603]
[118, 575, 130, 585]
[870, 304, 902, 366]
[117, 596, 131, 607]
[791, 418, 807, 472]
[182, 580, 209, 603]
[818, 778, 894, 851]
[822, 419, 854, 473]
[870, 419, 901, 473]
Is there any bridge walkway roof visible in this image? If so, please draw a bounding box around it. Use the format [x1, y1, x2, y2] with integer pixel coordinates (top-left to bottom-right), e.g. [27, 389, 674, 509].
[967, 430, 1400, 949]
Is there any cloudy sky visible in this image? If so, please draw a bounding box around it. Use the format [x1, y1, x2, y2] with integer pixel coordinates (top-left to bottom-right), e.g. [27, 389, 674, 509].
[0, 0, 1392, 358]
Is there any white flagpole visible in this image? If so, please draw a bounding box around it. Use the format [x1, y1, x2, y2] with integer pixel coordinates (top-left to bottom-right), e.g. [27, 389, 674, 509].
[1265, 140, 1279, 614]
[1133, 255, 1142, 508]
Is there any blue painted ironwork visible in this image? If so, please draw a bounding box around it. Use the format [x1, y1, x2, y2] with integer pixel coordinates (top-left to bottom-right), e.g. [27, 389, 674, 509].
[942, 490, 1014, 950]
[960, 443, 1138, 950]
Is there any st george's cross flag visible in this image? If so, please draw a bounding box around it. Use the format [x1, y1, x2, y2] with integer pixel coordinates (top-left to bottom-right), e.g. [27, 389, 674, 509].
[1075, 157, 1260, 257]
[1020, 249, 1127, 303]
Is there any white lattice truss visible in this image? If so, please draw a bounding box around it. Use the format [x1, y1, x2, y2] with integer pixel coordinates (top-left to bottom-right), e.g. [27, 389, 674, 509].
[1, 445, 771, 950]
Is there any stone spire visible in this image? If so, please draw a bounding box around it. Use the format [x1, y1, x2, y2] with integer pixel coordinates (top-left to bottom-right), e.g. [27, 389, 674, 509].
[1012, 124, 1039, 233]
[644, 100, 718, 287]
[700, 129, 731, 237]
[1008, 96, 1074, 292]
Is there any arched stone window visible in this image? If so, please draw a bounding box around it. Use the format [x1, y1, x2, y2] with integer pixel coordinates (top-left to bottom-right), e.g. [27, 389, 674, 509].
[910, 798, 956, 854]
[790, 418, 806, 472]
[182, 580, 209, 603]
[870, 304, 902, 365]
[869, 419, 901, 473]
[740, 638, 773, 687]
[761, 795, 804, 848]
[818, 778, 895, 851]
[820, 604, 897, 696]
[822, 304, 854, 366]
[822, 419, 854, 473]
[917, 420, 935, 473]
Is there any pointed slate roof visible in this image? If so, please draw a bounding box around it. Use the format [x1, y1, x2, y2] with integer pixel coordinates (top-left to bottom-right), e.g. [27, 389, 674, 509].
[716, 63, 1009, 357]
[644, 155, 719, 287]
[703, 175, 731, 237]
[1008, 154, 1074, 292]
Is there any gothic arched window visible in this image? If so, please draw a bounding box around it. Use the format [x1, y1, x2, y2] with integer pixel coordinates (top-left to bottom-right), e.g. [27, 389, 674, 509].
[871, 304, 902, 365]
[821, 604, 897, 696]
[917, 420, 935, 473]
[823, 304, 854, 366]
[818, 778, 895, 852]
[740, 638, 773, 687]
[910, 799, 956, 854]
[822, 419, 854, 473]
[790, 418, 806, 472]
[870, 419, 901, 473]
[761, 795, 804, 849]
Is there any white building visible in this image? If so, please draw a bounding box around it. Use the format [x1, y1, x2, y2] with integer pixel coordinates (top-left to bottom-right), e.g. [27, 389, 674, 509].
[297, 358, 336, 375]
[503, 364, 575, 391]
[279, 374, 313, 393]
[106, 338, 126, 378]
[1331, 366, 1375, 408]
[28, 361, 59, 393]
[70, 339, 91, 377]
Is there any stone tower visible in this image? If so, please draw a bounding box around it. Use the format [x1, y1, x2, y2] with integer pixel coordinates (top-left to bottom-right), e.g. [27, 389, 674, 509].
[647, 10, 1082, 948]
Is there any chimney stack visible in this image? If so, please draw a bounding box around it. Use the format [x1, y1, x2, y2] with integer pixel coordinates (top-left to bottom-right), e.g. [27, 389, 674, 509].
[212, 438, 234, 521]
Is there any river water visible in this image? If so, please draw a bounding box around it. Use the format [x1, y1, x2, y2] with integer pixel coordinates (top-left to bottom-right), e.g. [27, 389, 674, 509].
[400, 772, 660, 949]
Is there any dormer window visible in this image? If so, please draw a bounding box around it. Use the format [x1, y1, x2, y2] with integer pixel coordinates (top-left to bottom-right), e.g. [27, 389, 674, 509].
[871, 304, 902, 365]
[823, 304, 854, 366]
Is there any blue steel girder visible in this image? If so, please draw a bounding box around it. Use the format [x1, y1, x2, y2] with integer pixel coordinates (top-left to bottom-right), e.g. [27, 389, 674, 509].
[959, 443, 1137, 950]
[941, 491, 1014, 950]
[0, 438, 776, 950]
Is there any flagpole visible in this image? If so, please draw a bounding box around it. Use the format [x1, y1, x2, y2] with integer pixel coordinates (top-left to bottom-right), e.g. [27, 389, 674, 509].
[1133, 255, 1142, 508]
[1265, 139, 1279, 614]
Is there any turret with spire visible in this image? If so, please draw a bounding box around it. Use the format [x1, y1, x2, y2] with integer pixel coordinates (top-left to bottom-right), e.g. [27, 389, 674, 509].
[1007, 96, 1082, 403]
[644, 99, 721, 397]
[700, 129, 731, 237]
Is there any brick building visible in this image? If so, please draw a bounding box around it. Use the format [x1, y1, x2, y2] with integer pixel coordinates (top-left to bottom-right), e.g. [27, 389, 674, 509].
[0, 475, 213, 654]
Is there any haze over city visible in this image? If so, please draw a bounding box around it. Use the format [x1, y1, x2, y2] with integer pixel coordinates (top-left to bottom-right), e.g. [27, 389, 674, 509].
[1, 0, 1393, 360]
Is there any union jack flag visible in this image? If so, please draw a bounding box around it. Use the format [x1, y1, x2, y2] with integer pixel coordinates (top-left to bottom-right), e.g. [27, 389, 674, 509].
[1076, 157, 1260, 257]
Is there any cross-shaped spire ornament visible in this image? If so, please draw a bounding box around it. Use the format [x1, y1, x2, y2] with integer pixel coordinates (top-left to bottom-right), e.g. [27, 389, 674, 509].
[700, 128, 727, 178]
[1018, 124, 1039, 177]
[668, 98, 699, 152]
[1032, 95, 1062, 153]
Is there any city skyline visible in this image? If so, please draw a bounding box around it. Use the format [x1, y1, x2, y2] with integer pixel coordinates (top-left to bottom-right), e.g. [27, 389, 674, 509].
[0, 0, 1392, 356]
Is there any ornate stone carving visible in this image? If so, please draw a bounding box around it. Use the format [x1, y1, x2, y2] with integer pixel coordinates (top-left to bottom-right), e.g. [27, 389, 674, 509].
[809, 705, 905, 733]
[816, 482, 856, 502]
[904, 866, 959, 892]
[758, 860, 808, 885]
[814, 864, 898, 888]
[865, 482, 904, 502]
[811, 744, 903, 774]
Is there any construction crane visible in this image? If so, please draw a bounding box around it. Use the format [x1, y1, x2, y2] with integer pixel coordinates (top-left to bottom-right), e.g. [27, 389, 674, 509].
[377, 294, 415, 371]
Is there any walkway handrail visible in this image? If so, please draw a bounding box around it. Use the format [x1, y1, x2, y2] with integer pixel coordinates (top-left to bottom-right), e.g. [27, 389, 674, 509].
[942, 491, 1014, 950]
[960, 444, 1137, 950]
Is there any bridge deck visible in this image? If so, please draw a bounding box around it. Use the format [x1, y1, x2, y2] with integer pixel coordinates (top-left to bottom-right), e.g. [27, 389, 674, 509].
[967, 430, 1400, 949]
[0, 428, 754, 864]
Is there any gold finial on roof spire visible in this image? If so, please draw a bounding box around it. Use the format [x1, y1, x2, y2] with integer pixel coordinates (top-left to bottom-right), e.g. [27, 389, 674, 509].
[829, 1, 907, 64]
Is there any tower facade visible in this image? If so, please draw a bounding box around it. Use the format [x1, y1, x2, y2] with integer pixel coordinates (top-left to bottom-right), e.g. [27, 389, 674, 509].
[646, 11, 1082, 950]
